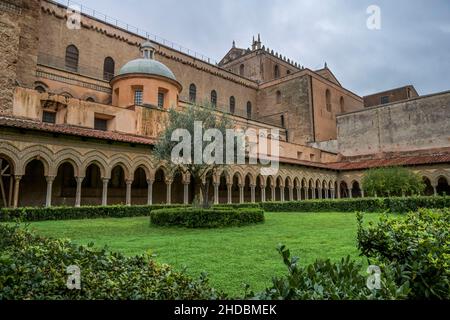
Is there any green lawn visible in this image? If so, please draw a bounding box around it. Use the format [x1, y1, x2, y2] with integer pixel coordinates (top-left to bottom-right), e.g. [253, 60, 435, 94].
[24, 212, 381, 297]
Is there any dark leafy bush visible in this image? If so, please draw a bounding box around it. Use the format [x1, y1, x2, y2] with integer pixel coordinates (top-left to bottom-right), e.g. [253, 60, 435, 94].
[357, 209, 450, 299]
[246, 245, 410, 300]
[261, 196, 450, 214]
[0, 224, 223, 300]
[150, 207, 265, 228]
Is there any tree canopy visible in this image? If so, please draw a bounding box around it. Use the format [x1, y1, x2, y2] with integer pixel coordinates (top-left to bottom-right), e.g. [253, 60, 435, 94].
[362, 167, 425, 197]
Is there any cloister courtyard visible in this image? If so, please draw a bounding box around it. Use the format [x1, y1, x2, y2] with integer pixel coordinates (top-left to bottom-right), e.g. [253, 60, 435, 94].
[22, 211, 383, 296]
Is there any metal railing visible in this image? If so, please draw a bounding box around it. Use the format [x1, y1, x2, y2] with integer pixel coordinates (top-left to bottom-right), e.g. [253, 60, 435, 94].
[54, 0, 218, 65]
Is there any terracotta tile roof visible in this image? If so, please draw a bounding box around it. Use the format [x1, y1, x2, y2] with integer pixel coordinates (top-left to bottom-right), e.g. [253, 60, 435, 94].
[0, 116, 156, 146]
[328, 151, 450, 171]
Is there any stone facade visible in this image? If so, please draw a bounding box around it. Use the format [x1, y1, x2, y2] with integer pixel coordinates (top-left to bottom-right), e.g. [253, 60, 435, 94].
[337, 91, 450, 157]
[0, 0, 449, 208]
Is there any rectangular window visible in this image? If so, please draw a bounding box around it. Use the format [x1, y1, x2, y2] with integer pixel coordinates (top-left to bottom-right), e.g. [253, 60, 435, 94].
[134, 89, 143, 106]
[42, 111, 56, 124]
[380, 96, 390, 105]
[94, 118, 108, 131]
[158, 92, 165, 108]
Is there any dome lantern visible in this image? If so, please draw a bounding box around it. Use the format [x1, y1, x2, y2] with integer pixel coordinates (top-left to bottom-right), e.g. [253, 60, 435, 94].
[141, 41, 156, 60]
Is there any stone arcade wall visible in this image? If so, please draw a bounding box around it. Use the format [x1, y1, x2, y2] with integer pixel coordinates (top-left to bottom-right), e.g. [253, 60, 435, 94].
[0, 0, 40, 114]
[337, 91, 450, 157]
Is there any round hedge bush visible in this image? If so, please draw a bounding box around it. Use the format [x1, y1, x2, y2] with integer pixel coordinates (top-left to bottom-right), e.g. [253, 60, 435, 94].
[150, 207, 265, 228]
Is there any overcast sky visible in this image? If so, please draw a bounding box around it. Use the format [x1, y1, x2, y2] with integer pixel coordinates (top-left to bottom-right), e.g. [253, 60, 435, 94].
[63, 0, 450, 96]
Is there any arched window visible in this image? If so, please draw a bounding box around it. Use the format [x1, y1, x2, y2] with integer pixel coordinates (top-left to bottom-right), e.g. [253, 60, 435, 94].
[189, 83, 197, 103]
[276, 91, 282, 104]
[340, 96, 345, 113]
[65, 45, 79, 72]
[239, 64, 245, 76]
[326, 89, 332, 112]
[103, 57, 115, 81]
[280, 115, 285, 128]
[229, 96, 235, 114]
[211, 90, 217, 107]
[274, 65, 280, 79]
[247, 101, 252, 119]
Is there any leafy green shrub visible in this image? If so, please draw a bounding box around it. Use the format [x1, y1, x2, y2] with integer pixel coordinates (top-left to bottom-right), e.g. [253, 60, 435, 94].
[261, 196, 450, 213]
[362, 167, 425, 197]
[357, 209, 450, 299]
[0, 224, 223, 300]
[150, 207, 265, 228]
[246, 245, 410, 300]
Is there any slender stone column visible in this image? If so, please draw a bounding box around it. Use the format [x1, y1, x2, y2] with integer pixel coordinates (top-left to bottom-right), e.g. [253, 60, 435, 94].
[166, 181, 172, 205]
[296, 187, 301, 201]
[75, 177, 84, 207]
[261, 186, 266, 202]
[348, 188, 353, 199]
[280, 187, 285, 202]
[289, 187, 294, 201]
[318, 188, 322, 199]
[271, 186, 276, 202]
[125, 179, 133, 206]
[331, 189, 335, 199]
[250, 185, 256, 203]
[102, 178, 109, 206]
[13, 175, 22, 209]
[45, 176, 55, 208]
[361, 190, 365, 198]
[432, 185, 438, 197]
[146, 179, 154, 205]
[227, 183, 232, 204]
[184, 182, 191, 205]
[337, 184, 341, 199]
[239, 185, 244, 204]
[213, 183, 219, 205]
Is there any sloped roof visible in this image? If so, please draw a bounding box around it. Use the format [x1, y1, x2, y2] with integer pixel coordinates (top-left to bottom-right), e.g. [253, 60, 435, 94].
[314, 67, 341, 86]
[0, 116, 156, 146]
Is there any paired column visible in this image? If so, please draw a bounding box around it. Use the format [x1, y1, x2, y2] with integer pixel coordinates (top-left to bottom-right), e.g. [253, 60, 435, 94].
[250, 185, 256, 203]
[213, 183, 220, 205]
[13, 175, 22, 209]
[147, 179, 154, 205]
[271, 186, 276, 202]
[239, 185, 244, 204]
[45, 176, 55, 207]
[166, 180, 172, 205]
[184, 181, 190, 205]
[296, 187, 301, 201]
[75, 177, 84, 207]
[280, 186, 285, 202]
[102, 178, 109, 206]
[348, 188, 353, 199]
[318, 188, 322, 199]
[125, 179, 133, 206]
[227, 183, 232, 204]
[289, 187, 294, 201]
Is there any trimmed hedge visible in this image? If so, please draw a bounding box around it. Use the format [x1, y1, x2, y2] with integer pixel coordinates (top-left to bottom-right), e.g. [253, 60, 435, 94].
[1, 196, 449, 222]
[0, 224, 223, 300]
[261, 196, 450, 213]
[150, 207, 265, 228]
[0, 203, 262, 223]
[0, 204, 187, 222]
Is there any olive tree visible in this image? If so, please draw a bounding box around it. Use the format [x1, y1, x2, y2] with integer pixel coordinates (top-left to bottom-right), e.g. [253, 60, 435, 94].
[154, 104, 235, 207]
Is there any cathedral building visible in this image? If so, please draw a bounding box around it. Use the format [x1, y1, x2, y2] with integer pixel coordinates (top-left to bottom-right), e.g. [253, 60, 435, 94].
[0, 0, 449, 208]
